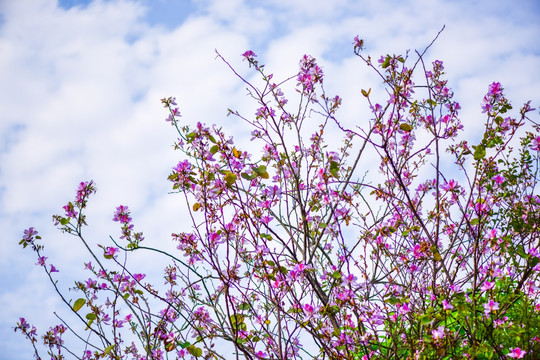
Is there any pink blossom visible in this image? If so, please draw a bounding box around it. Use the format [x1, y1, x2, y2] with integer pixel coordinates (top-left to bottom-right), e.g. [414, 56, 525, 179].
[442, 300, 454, 310]
[132, 273, 146, 281]
[242, 50, 256, 60]
[113, 205, 131, 224]
[481, 281, 495, 292]
[507, 347, 526, 358]
[398, 303, 410, 315]
[483, 299, 499, 316]
[432, 326, 445, 341]
[342, 273, 358, 286]
[492, 174, 506, 185]
[255, 350, 268, 359]
[36, 256, 47, 267]
[528, 247, 540, 258]
[104, 247, 119, 259]
[531, 136, 540, 151]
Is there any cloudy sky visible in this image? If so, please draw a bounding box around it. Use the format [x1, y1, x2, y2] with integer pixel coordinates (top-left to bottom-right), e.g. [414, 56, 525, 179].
[1, 0, 539, 358]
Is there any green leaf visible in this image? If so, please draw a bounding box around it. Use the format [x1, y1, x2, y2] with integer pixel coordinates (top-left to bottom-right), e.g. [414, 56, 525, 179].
[361, 88, 371, 97]
[473, 144, 486, 160]
[72, 298, 85, 312]
[419, 314, 433, 325]
[470, 218, 480, 226]
[104, 345, 115, 355]
[230, 314, 245, 325]
[386, 296, 399, 305]
[382, 56, 390, 68]
[209, 145, 219, 155]
[224, 171, 237, 185]
[253, 165, 269, 179]
[187, 345, 203, 357]
[426, 98, 437, 107]
[399, 123, 413, 132]
[241, 172, 257, 180]
[329, 161, 340, 178]
[186, 132, 196, 143]
[86, 313, 96, 321]
[178, 341, 191, 349]
[260, 233, 272, 241]
[516, 244, 527, 259]
[238, 302, 250, 311]
[430, 246, 442, 262]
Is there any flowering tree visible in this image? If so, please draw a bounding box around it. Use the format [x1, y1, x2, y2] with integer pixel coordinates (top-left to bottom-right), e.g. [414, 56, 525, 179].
[16, 33, 540, 360]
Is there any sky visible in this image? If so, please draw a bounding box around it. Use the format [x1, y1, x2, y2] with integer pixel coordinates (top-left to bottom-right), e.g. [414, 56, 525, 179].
[1, 0, 539, 359]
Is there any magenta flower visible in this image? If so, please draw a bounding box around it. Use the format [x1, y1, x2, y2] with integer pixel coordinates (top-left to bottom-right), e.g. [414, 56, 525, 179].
[113, 205, 132, 224]
[242, 50, 256, 59]
[62, 202, 78, 218]
[255, 350, 268, 359]
[104, 247, 119, 259]
[507, 347, 526, 358]
[342, 273, 358, 286]
[398, 302, 410, 315]
[50, 264, 59, 273]
[36, 256, 47, 267]
[481, 281, 495, 292]
[303, 303, 318, 320]
[528, 247, 540, 258]
[132, 273, 146, 281]
[492, 174, 506, 185]
[432, 326, 445, 341]
[531, 136, 540, 151]
[483, 299, 499, 316]
[442, 299, 454, 310]
[75, 180, 96, 204]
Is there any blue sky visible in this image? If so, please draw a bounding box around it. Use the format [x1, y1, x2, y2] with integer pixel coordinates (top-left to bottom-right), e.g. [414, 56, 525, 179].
[1, 0, 539, 359]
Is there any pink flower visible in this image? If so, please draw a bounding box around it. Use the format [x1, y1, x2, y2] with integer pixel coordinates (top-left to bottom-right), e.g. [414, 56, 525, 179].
[531, 136, 540, 151]
[342, 273, 358, 286]
[255, 351, 268, 359]
[492, 174, 506, 185]
[398, 303, 410, 315]
[132, 273, 146, 281]
[484, 299, 499, 316]
[442, 300, 454, 310]
[50, 264, 59, 273]
[63, 202, 78, 218]
[507, 347, 526, 358]
[481, 281, 495, 292]
[104, 247, 119, 259]
[528, 247, 540, 258]
[36, 256, 47, 266]
[432, 326, 445, 341]
[303, 303, 319, 320]
[441, 179, 459, 192]
[113, 205, 131, 224]
[242, 50, 256, 60]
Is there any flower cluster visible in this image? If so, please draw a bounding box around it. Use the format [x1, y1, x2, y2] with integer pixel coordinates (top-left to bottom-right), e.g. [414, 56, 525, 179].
[16, 36, 540, 360]
[297, 54, 323, 95]
[112, 205, 144, 247]
[53, 180, 96, 230]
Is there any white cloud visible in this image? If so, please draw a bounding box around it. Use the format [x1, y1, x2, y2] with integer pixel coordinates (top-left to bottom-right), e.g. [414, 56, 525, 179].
[1, 0, 539, 359]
